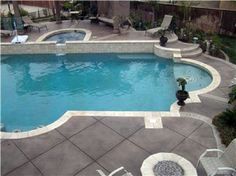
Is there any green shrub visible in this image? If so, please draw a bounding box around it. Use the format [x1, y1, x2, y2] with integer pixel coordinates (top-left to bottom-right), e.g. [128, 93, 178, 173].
[229, 85, 236, 104]
[215, 109, 236, 127]
[193, 29, 206, 41]
[213, 109, 236, 146]
[213, 85, 236, 146]
[63, 2, 73, 11]
[199, 40, 207, 52]
[219, 35, 236, 64]
[19, 8, 29, 16]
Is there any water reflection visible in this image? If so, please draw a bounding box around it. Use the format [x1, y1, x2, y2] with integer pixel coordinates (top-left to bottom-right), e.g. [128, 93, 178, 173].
[2, 54, 174, 97]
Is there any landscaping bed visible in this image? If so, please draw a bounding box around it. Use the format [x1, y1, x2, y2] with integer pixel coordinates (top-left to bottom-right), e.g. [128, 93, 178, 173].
[220, 35, 236, 64]
[213, 85, 236, 146]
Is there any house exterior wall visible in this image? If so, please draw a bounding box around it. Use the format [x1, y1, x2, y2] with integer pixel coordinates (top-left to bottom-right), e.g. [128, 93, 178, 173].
[219, 1, 236, 10]
[18, 0, 54, 9]
[97, 1, 130, 18]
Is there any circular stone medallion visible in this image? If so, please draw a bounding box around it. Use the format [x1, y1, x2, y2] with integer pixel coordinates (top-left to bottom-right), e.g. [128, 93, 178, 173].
[153, 160, 183, 176]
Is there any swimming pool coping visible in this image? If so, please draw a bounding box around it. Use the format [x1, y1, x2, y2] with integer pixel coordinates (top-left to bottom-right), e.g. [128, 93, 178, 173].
[0, 58, 221, 139]
[36, 28, 92, 42]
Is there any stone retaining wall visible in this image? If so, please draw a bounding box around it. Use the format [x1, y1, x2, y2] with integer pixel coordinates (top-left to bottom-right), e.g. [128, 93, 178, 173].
[1, 41, 157, 55]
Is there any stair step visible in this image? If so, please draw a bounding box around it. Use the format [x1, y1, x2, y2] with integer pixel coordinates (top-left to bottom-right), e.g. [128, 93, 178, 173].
[180, 44, 199, 53]
[181, 48, 202, 58]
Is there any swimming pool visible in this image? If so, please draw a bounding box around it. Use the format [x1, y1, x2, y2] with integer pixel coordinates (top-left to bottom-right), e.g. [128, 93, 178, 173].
[44, 31, 86, 43]
[1, 53, 212, 132]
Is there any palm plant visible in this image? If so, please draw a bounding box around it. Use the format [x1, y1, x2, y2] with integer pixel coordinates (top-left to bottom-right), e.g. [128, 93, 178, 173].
[176, 78, 188, 106]
[177, 77, 187, 91]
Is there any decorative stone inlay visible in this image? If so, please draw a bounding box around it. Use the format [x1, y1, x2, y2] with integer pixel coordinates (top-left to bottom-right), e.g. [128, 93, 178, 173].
[141, 153, 197, 176]
[154, 161, 183, 176]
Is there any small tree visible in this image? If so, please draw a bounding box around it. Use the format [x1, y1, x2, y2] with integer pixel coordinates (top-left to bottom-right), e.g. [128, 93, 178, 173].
[12, 0, 20, 18]
[177, 78, 187, 91]
[54, 1, 62, 24]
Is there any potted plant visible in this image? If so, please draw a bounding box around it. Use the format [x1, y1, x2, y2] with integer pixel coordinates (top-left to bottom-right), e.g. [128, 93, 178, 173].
[158, 29, 168, 46]
[176, 78, 189, 106]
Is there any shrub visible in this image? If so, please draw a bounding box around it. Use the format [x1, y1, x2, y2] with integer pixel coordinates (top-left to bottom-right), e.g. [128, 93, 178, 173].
[213, 86, 236, 146]
[62, 1, 73, 11]
[229, 85, 236, 105]
[199, 40, 207, 52]
[19, 8, 29, 16]
[212, 109, 236, 146]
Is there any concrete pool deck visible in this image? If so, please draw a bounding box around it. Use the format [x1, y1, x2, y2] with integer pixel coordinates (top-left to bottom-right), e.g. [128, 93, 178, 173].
[1, 20, 236, 176]
[0, 19, 176, 43]
[1, 116, 216, 176]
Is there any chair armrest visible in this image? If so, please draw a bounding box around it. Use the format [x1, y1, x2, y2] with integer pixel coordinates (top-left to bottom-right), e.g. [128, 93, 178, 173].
[218, 167, 236, 172]
[109, 167, 124, 176]
[205, 149, 224, 153]
[211, 167, 236, 175]
[200, 149, 224, 158]
[197, 149, 224, 167]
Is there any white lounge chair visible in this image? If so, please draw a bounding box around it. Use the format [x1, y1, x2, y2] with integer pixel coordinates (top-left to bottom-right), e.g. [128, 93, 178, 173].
[145, 15, 173, 36]
[0, 30, 13, 36]
[96, 166, 133, 176]
[98, 16, 114, 26]
[197, 139, 236, 176]
[22, 16, 48, 32]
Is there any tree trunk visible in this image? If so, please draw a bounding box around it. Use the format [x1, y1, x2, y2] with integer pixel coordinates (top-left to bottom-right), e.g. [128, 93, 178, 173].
[54, 0, 62, 24]
[12, 0, 20, 18]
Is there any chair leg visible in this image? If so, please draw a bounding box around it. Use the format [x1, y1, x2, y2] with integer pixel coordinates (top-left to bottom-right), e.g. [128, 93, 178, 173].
[96, 170, 107, 176]
[196, 160, 200, 168]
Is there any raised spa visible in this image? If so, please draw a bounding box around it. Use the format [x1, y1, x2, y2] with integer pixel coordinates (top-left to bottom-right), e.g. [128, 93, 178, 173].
[37, 28, 91, 43]
[1, 53, 212, 132]
[44, 30, 86, 43]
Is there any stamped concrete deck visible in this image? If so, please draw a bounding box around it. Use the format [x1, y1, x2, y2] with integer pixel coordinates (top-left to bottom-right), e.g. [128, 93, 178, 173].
[1, 116, 215, 176]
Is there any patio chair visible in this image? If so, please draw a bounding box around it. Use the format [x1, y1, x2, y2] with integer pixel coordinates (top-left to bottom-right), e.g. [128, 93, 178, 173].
[197, 139, 236, 176]
[98, 16, 114, 27]
[0, 30, 13, 36]
[145, 15, 173, 36]
[96, 166, 133, 176]
[22, 16, 48, 32]
[70, 10, 82, 23]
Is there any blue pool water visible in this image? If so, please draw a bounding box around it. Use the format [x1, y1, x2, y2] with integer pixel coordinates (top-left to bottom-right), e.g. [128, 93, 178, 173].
[44, 31, 85, 43]
[1, 53, 212, 132]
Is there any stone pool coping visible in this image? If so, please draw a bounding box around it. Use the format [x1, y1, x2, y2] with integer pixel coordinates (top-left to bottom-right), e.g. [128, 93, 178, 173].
[0, 58, 221, 139]
[35, 28, 92, 42]
[140, 153, 197, 176]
